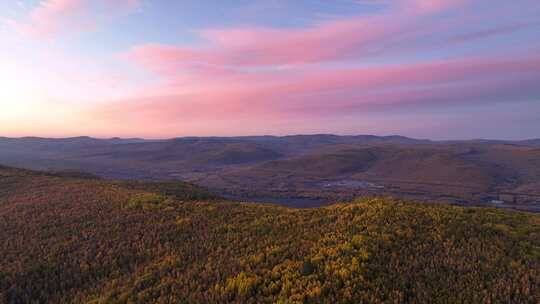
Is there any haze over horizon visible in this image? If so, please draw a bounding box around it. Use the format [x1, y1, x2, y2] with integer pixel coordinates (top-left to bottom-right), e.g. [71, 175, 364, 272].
[1, 0, 539, 139]
[2, 133, 540, 142]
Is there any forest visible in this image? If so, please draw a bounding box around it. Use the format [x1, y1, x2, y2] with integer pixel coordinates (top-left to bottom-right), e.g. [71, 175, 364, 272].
[0, 165, 539, 303]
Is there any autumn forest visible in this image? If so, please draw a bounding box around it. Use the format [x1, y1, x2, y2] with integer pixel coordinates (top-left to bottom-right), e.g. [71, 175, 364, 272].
[0, 166, 538, 303]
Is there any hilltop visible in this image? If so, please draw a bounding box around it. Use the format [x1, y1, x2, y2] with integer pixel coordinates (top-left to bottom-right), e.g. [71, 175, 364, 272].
[0, 166, 539, 303]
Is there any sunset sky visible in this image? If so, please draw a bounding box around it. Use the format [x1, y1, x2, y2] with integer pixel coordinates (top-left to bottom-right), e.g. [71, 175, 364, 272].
[1, 0, 539, 139]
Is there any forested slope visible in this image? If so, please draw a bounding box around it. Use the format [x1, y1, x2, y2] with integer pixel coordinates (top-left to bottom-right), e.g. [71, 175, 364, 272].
[0, 166, 539, 303]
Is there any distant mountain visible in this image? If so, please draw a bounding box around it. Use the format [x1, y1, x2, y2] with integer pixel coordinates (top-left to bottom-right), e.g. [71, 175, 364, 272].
[441, 138, 540, 147]
[243, 134, 430, 145]
[517, 139, 540, 146]
[203, 144, 516, 202]
[0, 136, 148, 150]
[0, 134, 429, 169]
[1, 134, 540, 207]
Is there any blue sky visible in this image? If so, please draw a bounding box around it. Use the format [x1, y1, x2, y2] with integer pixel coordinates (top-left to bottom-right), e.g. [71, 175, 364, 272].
[0, 0, 539, 139]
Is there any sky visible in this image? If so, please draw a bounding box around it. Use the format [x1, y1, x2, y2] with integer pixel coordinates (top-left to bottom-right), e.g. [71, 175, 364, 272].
[0, 0, 539, 140]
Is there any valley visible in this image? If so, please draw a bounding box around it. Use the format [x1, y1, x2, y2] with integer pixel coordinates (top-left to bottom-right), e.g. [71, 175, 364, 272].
[1, 135, 540, 212]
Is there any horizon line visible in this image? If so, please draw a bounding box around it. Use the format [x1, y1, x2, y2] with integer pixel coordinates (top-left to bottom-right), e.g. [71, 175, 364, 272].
[1, 133, 538, 142]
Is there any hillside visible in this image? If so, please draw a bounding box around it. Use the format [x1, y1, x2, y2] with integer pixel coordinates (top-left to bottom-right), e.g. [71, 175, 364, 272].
[1, 136, 540, 209]
[0, 166, 539, 303]
[205, 144, 540, 209]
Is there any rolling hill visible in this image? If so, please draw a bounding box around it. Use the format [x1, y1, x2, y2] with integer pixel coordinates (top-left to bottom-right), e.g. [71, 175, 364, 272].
[202, 143, 540, 209]
[1, 135, 540, 209]
[0, 166, 539, 303]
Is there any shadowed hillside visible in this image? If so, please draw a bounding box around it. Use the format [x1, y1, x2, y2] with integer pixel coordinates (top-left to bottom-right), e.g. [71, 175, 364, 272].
[205, 144, 540, 210]
[0, 166, 539, 303]
[1, 136, 540, 209]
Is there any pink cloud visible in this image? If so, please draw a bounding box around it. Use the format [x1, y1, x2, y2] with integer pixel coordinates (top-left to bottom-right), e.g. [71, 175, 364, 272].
[96, 0, 540, 134]
[128, 14, 416, 69]
[448, 22, 534, 44]
[9, 0, 140, 39]
[94, 53, 540, 127]
[405, 0, 468, 13]
[121, 0, 534, 95]
[3, 0, 539, 138]
[125, 1, 446, 70]
[87, 0, 540, 136]
[124, 0, 529, 75]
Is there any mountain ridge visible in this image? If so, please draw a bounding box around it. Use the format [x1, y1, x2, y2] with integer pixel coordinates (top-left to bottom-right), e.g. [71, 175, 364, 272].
[2, 134, 539, 144]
